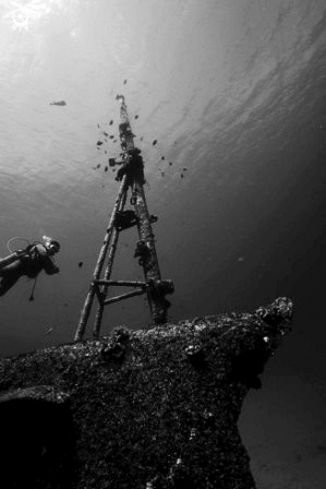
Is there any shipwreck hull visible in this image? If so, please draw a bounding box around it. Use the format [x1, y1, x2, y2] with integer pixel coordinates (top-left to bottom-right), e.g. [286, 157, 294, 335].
[0, 297, 293, 489]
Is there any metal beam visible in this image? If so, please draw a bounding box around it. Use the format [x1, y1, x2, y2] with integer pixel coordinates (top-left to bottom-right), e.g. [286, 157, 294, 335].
[74, 176, 128, 342]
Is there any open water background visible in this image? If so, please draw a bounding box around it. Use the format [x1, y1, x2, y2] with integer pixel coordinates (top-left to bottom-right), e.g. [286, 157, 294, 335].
[0, 0, 326, 487]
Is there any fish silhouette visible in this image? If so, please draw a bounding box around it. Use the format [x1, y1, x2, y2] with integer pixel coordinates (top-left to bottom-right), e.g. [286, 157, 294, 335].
[50, 100, 66, 106]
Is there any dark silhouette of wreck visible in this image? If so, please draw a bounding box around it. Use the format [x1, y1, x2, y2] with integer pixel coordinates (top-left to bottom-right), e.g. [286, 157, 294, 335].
[0, 297, 293, 489]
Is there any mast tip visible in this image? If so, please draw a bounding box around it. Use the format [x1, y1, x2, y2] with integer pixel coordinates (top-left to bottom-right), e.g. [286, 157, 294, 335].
[116, 94, 125, 104]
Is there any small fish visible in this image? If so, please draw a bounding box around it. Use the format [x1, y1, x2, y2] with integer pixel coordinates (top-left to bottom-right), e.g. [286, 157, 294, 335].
[45, 326, 54, 335]
[113, 139, 118, 143]
[97, 123, 100, 128]
[50, 100, 66, 106]
[140, 137, 144, 141]
[183, 167, 188, 171]
[109, 120, 114, 125]
[169, 162, 173, 166]
[96, 164, 101, 169]
[161, 156, 165, 160]
[104, 166, 108, 172]
[238, 256, 245, 262]
[161, 171, 165, 177]
[135, 115, 139, 119]
[103, 131, 109, 137]
[97, 141, 103, 146]
[109, 135, 114, 139]
[181, 173, 184, 178]
[123, 79, 127, 84]
[78, 261, 83, 268]
[152, 139, 157, 146]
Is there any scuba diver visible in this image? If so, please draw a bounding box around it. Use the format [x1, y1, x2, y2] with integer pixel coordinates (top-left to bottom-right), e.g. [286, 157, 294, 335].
[0, 236, 60, 298]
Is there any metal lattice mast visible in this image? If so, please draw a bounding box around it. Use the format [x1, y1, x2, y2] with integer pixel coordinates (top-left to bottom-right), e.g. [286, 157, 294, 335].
[74, 95, 173, 342]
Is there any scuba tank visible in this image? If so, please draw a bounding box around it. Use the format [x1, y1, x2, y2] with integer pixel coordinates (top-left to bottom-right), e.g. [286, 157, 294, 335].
[0, 237, 33, 270]
[0, 249, 29, 269]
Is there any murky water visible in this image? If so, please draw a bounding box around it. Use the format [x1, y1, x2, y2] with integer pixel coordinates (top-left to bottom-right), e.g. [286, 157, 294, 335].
[0, 1, 326, 485]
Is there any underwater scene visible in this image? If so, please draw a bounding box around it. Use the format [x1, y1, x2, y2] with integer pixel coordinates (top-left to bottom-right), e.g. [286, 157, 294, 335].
[0, 0, 325, 487]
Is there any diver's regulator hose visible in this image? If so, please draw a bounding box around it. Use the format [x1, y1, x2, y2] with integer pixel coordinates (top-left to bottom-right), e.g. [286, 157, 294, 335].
[6, 236, 31, 253]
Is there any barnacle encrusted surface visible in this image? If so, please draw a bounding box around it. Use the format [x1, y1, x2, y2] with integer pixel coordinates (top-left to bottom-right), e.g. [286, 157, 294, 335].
[0, 297, 293, 489]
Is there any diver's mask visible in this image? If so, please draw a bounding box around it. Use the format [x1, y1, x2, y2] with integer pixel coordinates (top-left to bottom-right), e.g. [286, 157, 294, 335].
[42, 236, 61, 255]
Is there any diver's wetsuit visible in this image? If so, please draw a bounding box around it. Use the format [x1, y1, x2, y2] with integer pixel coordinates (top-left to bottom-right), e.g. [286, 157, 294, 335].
[0, 244, 59, 297]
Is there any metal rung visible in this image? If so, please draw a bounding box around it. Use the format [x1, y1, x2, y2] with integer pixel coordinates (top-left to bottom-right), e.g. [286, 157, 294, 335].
[103, 288, 146, 305]
[95, 279, 147, 288]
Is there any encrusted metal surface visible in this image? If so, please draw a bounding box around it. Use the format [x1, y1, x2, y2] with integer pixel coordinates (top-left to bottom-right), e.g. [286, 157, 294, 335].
[0, 297, 293, 489]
